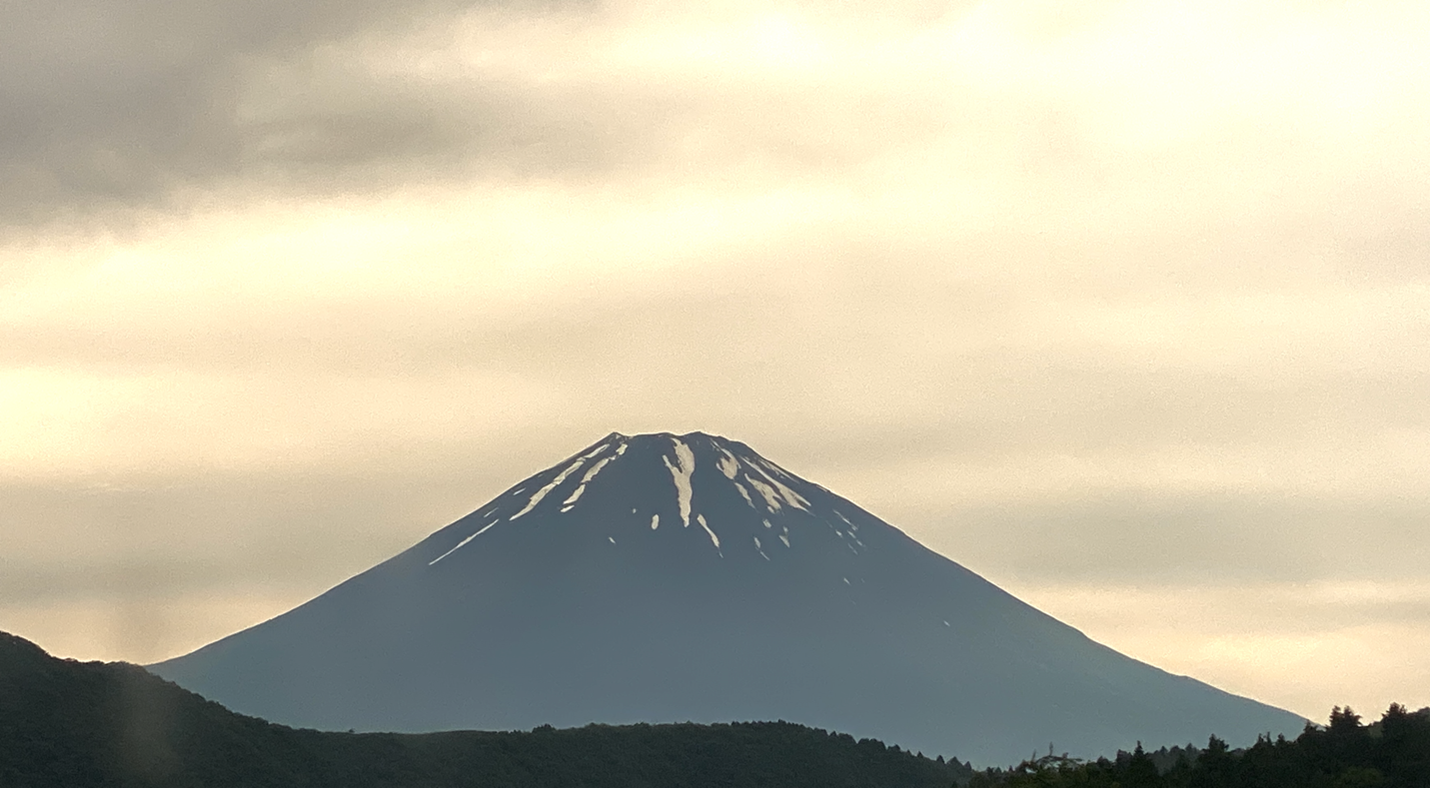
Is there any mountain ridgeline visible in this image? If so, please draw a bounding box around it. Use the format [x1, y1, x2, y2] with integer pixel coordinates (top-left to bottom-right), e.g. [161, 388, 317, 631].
[150, 431, 1305, 764]
[0, 631, 975, 788]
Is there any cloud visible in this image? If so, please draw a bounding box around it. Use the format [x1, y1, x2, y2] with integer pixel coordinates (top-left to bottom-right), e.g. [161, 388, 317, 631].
[912, 492, 1430, 588]
[0, 466, 506, 606]
[2, 0, 1430, 717]
[10, 0, 1428, 238]
[0, 0, 618, 229]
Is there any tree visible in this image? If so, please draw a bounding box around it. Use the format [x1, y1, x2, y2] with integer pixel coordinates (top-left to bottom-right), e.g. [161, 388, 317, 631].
[1124, 742, 1162, 788]
[1329, 706, 1365, 737]
[1189, 735, 1234, 788]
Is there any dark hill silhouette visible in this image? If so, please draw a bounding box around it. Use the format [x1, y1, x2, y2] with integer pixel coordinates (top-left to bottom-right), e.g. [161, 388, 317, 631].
[0, 630, 975, 788]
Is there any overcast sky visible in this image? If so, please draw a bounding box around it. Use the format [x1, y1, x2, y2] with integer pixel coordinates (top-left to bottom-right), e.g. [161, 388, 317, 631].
[3, 0, 1428, 723]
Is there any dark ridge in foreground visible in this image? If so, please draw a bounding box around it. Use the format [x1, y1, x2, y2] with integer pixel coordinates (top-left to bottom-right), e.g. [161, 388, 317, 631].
[0, 632, 975, 788]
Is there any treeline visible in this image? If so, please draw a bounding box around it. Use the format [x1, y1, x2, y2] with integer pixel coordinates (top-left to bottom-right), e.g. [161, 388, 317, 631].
[0, 631, 973, 788]
[6, 629, 1428, 788]
[970, 705, 1430, 788]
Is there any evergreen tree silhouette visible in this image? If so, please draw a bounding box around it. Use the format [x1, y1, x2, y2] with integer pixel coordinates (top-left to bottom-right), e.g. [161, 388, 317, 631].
[1125, 742, 1163, 788]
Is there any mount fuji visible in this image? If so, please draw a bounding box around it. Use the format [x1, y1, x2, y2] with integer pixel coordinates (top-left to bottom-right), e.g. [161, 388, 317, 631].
[150, 431, 1303, 765]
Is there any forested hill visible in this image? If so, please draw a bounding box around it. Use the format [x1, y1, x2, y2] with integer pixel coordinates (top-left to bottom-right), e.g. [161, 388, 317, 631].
[0, 631, 975, 788]
[968, 705, 1430, 788]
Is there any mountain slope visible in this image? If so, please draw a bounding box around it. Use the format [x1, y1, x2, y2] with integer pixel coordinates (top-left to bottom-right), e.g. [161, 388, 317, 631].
[150, 431, 1305, 764]
[0, 631, 974, 788]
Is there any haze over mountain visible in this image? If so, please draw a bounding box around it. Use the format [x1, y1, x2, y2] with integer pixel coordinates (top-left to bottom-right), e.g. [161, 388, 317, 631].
[150, 432, 1304, 765]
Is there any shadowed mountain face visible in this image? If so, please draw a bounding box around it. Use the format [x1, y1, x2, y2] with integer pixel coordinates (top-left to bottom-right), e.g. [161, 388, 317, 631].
[149, 431, 1304, 765]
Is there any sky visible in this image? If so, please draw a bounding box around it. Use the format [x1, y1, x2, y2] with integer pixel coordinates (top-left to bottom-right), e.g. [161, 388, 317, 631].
[2, 0, 1428, 725]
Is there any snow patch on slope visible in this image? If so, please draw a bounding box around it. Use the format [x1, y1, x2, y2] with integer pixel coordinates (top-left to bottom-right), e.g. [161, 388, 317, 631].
[734, 482, 755, 509]
[743, 458, 810, 510]
[662, 437, 696, 527]
[696, 513, 720, 551]
[428, 519, 500, 566]
[510, 458, 586, 520]
[744, 475, 783, 512]
[560, 455, 616, 511]
[716, 448, 740, 479]
[582, 441, 612, 460]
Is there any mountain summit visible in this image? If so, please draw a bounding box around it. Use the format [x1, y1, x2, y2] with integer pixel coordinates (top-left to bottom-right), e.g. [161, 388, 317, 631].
[150, 431, 1303, 764]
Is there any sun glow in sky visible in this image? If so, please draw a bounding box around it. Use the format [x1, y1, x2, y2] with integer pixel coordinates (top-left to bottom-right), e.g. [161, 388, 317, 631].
[2, 0, 1429, 722]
